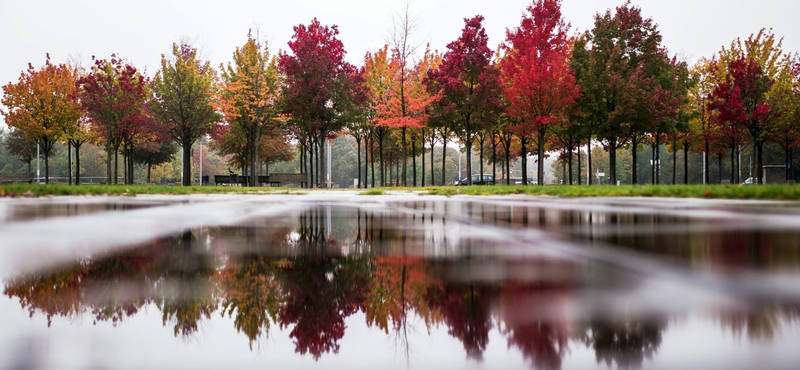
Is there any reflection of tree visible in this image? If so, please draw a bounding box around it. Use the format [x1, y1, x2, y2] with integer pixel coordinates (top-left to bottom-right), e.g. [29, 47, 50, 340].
[4, 264, 86, 327]
[499, 283, 570, 370]
[83, 247, 156, 325]
[716, 304, 800, 341]
[580, 318, 666, 370]
[278, 256, 370, 360]
[217, 256, 283, 349]
[365, 257, 444, 362]
[426, 284, 494, 361]
[154, 231, 218, 337]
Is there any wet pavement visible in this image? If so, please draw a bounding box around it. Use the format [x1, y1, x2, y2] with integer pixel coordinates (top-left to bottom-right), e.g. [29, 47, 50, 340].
[1, 194, 799, 370]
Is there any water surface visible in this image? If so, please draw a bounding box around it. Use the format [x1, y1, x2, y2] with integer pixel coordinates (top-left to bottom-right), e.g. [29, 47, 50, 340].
[1, 196, 799, 370]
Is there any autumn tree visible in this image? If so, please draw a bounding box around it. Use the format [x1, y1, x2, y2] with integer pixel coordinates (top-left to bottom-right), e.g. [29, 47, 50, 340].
[363, 46, 396, 186]
[768, 56, 800, 181]
[687, 59, 715, 184]
[151, 42, 220, 186]
[280, 19, 362, 188]
[501, 0, 579, 186]
[709, 57, 773, 184]
[1, 54, 81, 183]
[386, 3, 423, 186]
[76, 55, 152, 184]
[426, 15, 502, 185]
[217, 33, 283, 186]
[572, 2, 669, 184]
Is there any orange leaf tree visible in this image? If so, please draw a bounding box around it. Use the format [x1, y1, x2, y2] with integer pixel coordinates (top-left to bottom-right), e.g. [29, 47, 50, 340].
[2, 54, 81, 183]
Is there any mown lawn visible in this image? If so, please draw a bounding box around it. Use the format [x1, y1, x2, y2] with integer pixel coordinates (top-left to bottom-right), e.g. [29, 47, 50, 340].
[0, 184, 306, 197]
[2, 183, 800, 200]
[421, 184, 800, 199]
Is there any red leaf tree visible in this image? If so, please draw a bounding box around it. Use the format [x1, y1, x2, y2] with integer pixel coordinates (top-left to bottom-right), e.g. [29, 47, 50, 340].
[76, 55, 154, 184]
[279, 18, 363, 188]
[500, 0, 579, 186]
[708, 57, 773, 184]
[426, 15, 502, 185]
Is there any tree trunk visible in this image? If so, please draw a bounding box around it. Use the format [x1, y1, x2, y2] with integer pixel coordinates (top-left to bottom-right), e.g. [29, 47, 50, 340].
[730, 145, 736, 184]
[363, 137, 368, 188]
[379, 139, 385, 187]
[521, 136, 527, 185]
[106, 145, 112, 185]
[68, 141, 72, 185]
[505, 142, 510, 185]
[756, 140, 763, 184]
[704, 140, 710, 184]
[44, 150, 49, 184]
[537, 128, 545, 187]
[357, 137, 362, 189]
[114, 147, 119, 185]
[430, 143, 435, 186]
[491, 135, 497, 185]
[718, 153, 722, 184]
[402, 127, 407, 187]
[655, 136, 660, 184]
[609, 145, 617, 185]
[147, 161, 152, 184]
[577, 144, 582, 185]
[568, 147, 573, 185]
[183, 143, 191, 186]
[75, 144, 81, 185]
[250, 130, 260, 187]
[683, 141, 689, 185]
[318, 136, 324, 188]
[421, 140, 425, 188]
[588, 140, 593, 185]
[466, 135, 473, 185]
[441, 140, 447, 186]
[370, 139, 375, 188]
[479, 136, 484, 183]
[308, 143, 314, 188]
[412, 138, 416, 187]
[129, 146, 135, 185]
[632, 140, 638, 185]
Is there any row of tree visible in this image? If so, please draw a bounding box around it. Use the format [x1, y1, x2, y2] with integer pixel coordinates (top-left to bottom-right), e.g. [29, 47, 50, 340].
[3, 0, 799, 186]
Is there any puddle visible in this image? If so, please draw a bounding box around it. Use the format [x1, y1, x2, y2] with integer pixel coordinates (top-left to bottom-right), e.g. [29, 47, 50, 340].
[2, 198, 800, 369]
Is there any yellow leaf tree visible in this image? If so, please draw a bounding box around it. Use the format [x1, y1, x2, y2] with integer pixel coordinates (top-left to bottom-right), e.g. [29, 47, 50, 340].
[218, 31, 282, 187]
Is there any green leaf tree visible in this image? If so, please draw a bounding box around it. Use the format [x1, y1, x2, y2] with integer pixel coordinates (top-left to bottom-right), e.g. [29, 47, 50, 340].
[151, 43, 221, 186]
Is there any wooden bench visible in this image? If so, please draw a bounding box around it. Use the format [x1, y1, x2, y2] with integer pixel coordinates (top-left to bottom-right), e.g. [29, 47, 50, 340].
[0, 173, 35, 184]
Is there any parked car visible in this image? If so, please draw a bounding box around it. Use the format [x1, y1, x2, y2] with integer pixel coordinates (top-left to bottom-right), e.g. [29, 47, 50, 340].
[455, 174, 494, 185]
[508, 177, 536, 185]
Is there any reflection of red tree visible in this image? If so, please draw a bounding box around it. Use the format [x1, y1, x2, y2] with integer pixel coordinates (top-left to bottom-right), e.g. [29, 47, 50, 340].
[500, 283, 571, 370]
[426, 284, 493, 361]
[278, 257, 369, 360]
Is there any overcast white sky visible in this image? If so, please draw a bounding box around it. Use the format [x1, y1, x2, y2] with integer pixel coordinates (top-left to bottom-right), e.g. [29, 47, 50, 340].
[2, 0, 799, 126]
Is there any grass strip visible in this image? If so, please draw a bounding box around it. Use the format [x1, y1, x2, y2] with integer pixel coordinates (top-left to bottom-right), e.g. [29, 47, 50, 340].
[2, 183, 800, 200]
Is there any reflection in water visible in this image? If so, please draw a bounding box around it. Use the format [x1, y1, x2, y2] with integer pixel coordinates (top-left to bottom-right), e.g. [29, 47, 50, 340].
[3, 201, 162, 222]
[579, 318, 666, 370]
[4, 205, 800, 369]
